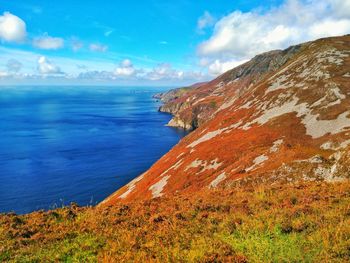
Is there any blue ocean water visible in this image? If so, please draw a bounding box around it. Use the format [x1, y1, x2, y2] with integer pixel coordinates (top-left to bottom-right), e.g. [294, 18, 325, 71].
[0, 86, 186, 214]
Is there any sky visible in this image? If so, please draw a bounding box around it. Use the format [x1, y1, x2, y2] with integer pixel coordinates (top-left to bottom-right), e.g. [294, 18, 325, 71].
[0, 0, 349, 86]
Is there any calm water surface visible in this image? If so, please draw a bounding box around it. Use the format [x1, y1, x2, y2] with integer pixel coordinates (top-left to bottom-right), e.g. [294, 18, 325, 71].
[0, 86, 186, 214]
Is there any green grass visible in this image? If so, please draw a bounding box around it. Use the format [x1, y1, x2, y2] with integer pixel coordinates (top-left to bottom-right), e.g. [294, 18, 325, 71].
[221, 227, 321, 262]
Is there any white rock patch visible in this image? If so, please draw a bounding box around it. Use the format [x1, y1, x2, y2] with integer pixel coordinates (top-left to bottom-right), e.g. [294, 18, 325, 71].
[320, 141, 334, 150]
[209, 172, 227, 188]
[321, 139, 350, 150]
[314, 165, 345, 183]
[149, 175, 171, 198]
[239, 98, 257, 109]
[177, 152, 185, 159]
[119, 173, 145, 199]
[185, 159, 203, 171]
[316, 48, 349, 66]
[188, 129, 226, 148]
[302, 111, 350, 139]
[246, 154, 269, 172]
[266, 74, 295, 94]
[159, 159, 184, 177]
[242, 97, 301, 130]
[185, 158, 222, 172]
[243, 95, 350, 138]
[188, 121, 243, 148]
[216, 96, 237, 112]
[204, 158, 222, 171]
[311, 83, 345, 108]
[270, 139, 284, 153]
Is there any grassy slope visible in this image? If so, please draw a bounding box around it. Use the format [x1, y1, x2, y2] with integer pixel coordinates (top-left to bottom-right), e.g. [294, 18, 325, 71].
[1, 181, 349, 262]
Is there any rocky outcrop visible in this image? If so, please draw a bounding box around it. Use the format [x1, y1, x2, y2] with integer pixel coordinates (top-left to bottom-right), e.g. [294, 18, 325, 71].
[103, 35, 350, 205]
[153, 82, 206, 103]
[158, 45, 303, 130]
[154, 83, 207, 130]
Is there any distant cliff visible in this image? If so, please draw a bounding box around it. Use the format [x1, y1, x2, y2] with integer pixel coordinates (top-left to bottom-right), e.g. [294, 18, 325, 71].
[154, 82, 207, 130]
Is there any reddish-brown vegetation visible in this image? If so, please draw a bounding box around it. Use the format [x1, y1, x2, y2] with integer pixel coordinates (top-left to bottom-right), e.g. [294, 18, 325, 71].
[1, 181, 350, 262]
[104, 35, 350, 205]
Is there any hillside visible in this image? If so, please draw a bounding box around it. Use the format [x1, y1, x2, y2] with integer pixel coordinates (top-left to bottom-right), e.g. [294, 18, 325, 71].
[1, 181, 350, 262]
[103, 35, 350, 205]
[2, 35, 350, 262]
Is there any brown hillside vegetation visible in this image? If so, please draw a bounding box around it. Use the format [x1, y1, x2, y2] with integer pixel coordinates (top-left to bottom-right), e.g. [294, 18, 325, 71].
[104, 35, 350, 205]
[1, 181, 350, 262]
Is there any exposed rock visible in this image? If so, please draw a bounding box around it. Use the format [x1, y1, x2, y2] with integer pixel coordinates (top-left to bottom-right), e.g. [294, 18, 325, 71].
[157, 45, 302, 130]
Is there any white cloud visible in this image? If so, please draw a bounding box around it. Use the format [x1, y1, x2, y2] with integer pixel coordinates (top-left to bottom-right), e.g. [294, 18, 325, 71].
[114, 59, 136, 77]
[197, 11, 215, 32]
[79, 61, 206, 82]
[207, 59, 248, 76]
[159, 41, 168, 45]
[145, 63, 180, 81]
[0, 71, 10, 78]
[0, 12, 27, 43]
[89, 43, 108, 52]
[310, 19, 350, 39]
[37, 56, 63, 75]
[33, 34, 64, 50]
[144, 63, 205, 81]
[198, 0, 350, 59]
[0, 46, 207, 84]
[331, 0, 350, 18]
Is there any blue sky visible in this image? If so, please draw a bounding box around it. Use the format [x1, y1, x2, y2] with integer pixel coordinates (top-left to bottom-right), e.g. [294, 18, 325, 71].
[0, 0, 349, 86]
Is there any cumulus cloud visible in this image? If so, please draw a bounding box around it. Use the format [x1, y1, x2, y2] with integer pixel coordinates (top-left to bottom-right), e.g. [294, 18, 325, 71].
[6, 59, 22, 72]
[198, 0, 350, 59]
[144, 64, 205, 81]
[77, 61, 205, 83]
[33, 34, 64, 50]
[197, 11, 215, 32]
[114, 59, 136, 77]
[37, 56, 63, 75]
[0, 12, 27, 43]
[207, 59, 248, 76]
[145, 63, 182, 81]
[89, 43, 108, 52]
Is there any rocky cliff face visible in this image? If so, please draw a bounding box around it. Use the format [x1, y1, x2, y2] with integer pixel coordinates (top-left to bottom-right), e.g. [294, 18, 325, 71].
[157, 45, 302, 130]
[102, 35, 350, 206]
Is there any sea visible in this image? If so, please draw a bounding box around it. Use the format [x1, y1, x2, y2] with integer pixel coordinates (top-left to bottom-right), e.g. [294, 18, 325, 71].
[0, 86, 186, 214]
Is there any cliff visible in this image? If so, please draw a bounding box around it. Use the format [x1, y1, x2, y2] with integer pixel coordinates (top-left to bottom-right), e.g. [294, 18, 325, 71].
[157, 46, 302, 130]
[103, 35, 350, 205]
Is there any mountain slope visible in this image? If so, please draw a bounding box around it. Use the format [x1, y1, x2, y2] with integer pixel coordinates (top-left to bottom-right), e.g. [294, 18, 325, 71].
[102, 35, 350, 205]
